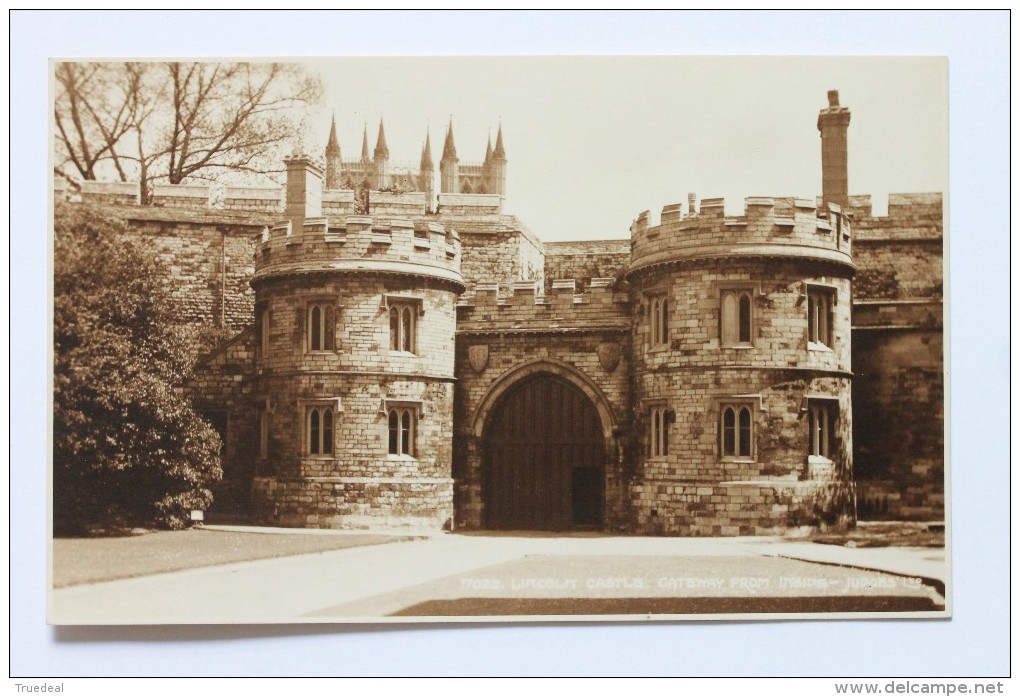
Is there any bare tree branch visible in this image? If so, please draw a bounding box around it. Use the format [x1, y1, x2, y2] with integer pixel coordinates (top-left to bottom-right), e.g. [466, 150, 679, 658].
[53, 61, 322, 200]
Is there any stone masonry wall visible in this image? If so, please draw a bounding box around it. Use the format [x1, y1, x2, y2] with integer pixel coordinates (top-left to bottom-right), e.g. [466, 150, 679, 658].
[252, 477, 452, 530]
[250, 268, 459, 530]
[118, 207, 265, 331]
[853, 239, 943, 301]
[185, 328, 259, 516]
[852, 328, 944, 520]
[849, 192, 944, 521]
[543, 239, 631, 293]
[629, 260, 854, 534]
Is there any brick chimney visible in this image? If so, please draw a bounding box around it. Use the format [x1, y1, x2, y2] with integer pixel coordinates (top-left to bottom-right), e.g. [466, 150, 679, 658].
[817, 90, 851, 210]
[284, 155, 323, 228]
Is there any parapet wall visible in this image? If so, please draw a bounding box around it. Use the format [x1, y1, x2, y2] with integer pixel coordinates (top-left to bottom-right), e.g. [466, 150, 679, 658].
[544, 239, 630, 293]
[456, 277, 630, 333]
[78, 180, 140, 206]
[844, 193, 943, 240]
[63, 203, 265, 333]
[437, 192, 503, 215]
[629, 196, 854, 277]
[63, 179, 501, 217]
[321, 190, 432, 217]
[253, 214, 463, 288]
[846, 193, 944, 302]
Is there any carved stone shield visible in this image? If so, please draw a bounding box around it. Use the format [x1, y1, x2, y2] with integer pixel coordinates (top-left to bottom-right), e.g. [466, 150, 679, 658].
[597, 342, 621, 373]
[468, 344, 489, 373]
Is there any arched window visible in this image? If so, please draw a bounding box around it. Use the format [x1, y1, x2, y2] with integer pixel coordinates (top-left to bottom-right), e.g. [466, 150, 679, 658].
[660, 298, 669, 346]
[307, 302, 336, 352]
[739, 294, 752, 343]
[807, 287, 835, 348]
[649, 295, 669, 347]
[808, 401, 837, 458]
[651, 299, 660, 345]
[307, 406, 334, 455]
[387, 407, 416, 456]
[720, 403, 754, 459]
[388, 300, 418, 353]
[389, 307, 400, 351]
[310, 305, 321, 349]
[721, 289, 753, 346]
[401, 307, 413, 352]
[649, 405, 670, 457]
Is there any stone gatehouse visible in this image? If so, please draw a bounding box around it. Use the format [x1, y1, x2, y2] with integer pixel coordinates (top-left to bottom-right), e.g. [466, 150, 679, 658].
[58, 91, 945, 535]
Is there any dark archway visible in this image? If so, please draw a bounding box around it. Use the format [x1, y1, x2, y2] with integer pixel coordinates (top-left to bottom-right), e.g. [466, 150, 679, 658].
[482, 373, 605, 531]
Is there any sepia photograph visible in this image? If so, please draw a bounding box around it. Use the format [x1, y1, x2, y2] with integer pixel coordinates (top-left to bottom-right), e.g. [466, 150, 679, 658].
[47, 54, 950, 624]
[11, 8, 1011, 683]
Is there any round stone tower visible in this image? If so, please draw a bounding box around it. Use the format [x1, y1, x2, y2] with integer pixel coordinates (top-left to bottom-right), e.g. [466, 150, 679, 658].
[626, 194, 856, 535]
[251, 155, 464, 530]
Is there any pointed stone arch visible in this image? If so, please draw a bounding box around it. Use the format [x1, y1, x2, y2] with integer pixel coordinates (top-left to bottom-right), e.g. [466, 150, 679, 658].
[470, 357, 618, 441]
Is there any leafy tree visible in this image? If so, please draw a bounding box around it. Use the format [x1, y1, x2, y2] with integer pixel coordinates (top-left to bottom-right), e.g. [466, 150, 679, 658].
[53, 61, 322, 201]
[53, 203, 222, 533]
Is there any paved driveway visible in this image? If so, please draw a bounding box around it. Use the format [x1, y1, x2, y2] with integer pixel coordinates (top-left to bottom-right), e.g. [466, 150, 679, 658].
[49, 533, 945, 624]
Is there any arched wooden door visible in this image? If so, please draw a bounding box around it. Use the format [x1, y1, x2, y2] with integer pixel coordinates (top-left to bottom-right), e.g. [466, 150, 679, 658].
[482, 374, 605, 530]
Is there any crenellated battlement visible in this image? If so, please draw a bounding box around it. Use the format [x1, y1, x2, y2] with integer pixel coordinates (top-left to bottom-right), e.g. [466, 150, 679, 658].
[456, 277, 630, 334]
[252, 214, 463, 289]
[628, 195, 854, 279]
[842, 192, 943, 241]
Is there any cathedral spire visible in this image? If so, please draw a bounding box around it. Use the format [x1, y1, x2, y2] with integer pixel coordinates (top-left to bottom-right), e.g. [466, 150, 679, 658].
[324, 112, 342, 190]
[484, 133, 493, 165]
[493, 123, 506, 160]
[325, 113, 340, 157]
[441, 119, 457, 161]
[420, 129, 434, 170]
[361, 124, 370, 161]
[374, 117, 389, 160]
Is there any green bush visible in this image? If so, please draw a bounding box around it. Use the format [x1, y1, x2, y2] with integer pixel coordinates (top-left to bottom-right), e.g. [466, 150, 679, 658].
[53, 203, 222, 533]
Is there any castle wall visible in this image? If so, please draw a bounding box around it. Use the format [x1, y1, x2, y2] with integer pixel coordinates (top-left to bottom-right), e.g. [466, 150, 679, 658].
[848, 193, 945, 521]
[543, 239, 631, 293]
[56, 99, 946, 536]
[85, 203, 265, 332]
[184, 329, 259, 517]
[450, 215, 545, 290]
[852, 328, 944, 520]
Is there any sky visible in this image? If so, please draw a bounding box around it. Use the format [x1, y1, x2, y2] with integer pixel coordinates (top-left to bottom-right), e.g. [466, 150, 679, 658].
[307, 56, 948, 241]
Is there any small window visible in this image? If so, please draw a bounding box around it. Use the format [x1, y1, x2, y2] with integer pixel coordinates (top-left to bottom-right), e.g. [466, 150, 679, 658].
[808, 401, 837, 459]
[387, 407, 416, 457]
[389, 302, 417, 353]
[648, 295, 669, 347]
[649, 405, 670, 458]
[807, 287, 835, 348]
[720, 289, 753, 346]
[307, 302, 336, 352]
[720, 403, 755, 459]
[306, 405, 334, 456]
